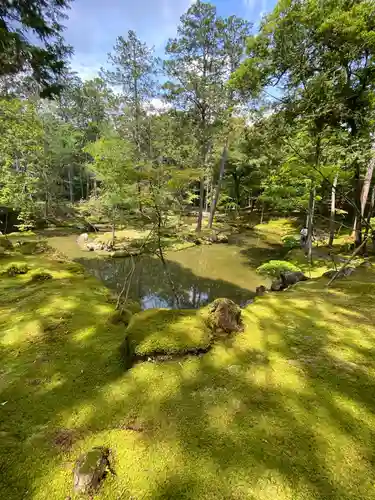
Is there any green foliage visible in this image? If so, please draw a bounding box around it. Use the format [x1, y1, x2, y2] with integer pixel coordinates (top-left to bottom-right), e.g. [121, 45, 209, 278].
[282, 235, 300, 250]
[0, 0, 72, 97]
[257, 260, 301, 278]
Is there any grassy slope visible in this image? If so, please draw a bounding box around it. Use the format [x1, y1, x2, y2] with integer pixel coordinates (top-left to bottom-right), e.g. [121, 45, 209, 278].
[1, 245, 375, 498]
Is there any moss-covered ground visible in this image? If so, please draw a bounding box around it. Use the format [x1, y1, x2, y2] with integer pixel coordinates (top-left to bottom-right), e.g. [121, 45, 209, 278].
[1, 225, 375, 499]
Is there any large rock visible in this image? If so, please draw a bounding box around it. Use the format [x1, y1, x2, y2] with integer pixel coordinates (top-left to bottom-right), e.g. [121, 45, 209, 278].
[271, 271, 308, 292]
[73, 447, 113, 494]
[323, 267, 355, 279]
[77, 233, 89, 248]
[206, 298, 243, 333]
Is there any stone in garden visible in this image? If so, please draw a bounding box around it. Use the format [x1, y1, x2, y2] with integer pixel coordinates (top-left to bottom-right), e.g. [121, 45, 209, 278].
[206, 298, 243, 333]
[255, 285, 267, 296]
[280, 271, 308, 288]
[73, 447, 113, 494]
[323, 267, 355, 279]
[77, 233, 89, 248]
[271, 279, 283, 291]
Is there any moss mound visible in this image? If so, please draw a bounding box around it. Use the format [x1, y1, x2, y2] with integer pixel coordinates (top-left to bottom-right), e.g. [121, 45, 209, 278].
[30, 270, 53, 283]
[126, 309, 211, 358]
[2, 262, 29, 277]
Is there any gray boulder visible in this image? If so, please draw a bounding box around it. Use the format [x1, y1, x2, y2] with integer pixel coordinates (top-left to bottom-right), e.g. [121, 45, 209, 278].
[271, 271, 308, 292]
[73, 447, 113, 494]
[323, 267, 355, 279]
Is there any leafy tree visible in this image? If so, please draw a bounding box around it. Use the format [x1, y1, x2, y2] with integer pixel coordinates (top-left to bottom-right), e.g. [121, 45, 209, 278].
[0, 98, 44, 226]
[232, 0, 375, 249]
[0, 0, 73, 97]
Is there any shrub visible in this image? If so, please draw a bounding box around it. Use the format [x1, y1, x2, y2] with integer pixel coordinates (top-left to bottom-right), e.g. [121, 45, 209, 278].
[18, 241, 46, 255]
[282, 235, 300, 249]
[30, 270, 53, 282]
[109, 309, 132, 326]
[3, 262, 29, 277]
[257, 260, 301, 278]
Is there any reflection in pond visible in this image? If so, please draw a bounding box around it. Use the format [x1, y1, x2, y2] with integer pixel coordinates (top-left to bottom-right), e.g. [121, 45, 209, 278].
[47, 233, 280, 310]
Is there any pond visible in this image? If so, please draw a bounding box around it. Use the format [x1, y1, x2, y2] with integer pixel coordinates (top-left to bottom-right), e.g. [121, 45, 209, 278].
[45, 232, 282, 310]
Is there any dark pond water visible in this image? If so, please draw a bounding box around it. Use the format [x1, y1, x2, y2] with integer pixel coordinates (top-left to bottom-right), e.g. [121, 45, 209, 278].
[46, 233, 281, 309]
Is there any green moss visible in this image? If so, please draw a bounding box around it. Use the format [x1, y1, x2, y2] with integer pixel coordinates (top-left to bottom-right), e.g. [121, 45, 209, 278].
[2, 247, 375, 500]
[126, 309, 211, 357]
[257, 259, 301, 278]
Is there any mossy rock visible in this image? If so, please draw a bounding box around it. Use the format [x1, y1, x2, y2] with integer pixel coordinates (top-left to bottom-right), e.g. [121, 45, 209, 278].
[204, 298, 243, 334]
[125, 309, 211, 359]
[2, 262, 29, 277]
[73, 447, 111, 494]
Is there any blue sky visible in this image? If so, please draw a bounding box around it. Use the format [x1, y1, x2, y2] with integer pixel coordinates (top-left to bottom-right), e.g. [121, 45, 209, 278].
[64, 0, 276, 80]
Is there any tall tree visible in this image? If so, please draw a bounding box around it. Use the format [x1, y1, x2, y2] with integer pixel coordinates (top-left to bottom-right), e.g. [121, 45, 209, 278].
[208, 15, 252, 227]
[164, 1, 226, 231]
[103, 30, 158, 209]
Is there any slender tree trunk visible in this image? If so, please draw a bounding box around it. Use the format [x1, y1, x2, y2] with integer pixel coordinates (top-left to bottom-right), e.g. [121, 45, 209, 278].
[209, 140, 229, 229]
[260, 203, 265, 224]
[353, 162, 362, 246]
[329, 174, 338, 247]
[80, 168, 84, 199]
[306, 187, 316, 265]
[68, 167, 74, 203]
[93, 177, 97, 197]
[364, 184, 375, 255]
[353, 145, 375, 247]
[86, 173, 90, 199]
[196, 177, 205, 232]
[361, 148, 375, 218]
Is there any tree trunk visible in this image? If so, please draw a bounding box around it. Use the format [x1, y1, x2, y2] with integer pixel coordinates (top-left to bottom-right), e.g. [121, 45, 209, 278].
[260, 203, 265, 224]
[329, 174, 338, 247]
[80, 168, 84, 199]
[306, 187, 316, 265]
[196, 177, 205, 232]
[209, 140, 228, 229]
[364, 184, 375, 255]
[86, 173, 90, 199]
[93, 177, 97, 197]
[361, 148, 375, 218]
[68, 167, 74, 203]
[353, 162, 362, 246]
[353, 145, 375, 247]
